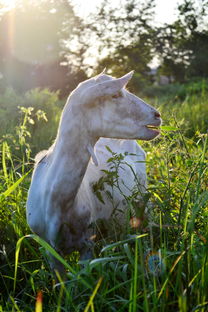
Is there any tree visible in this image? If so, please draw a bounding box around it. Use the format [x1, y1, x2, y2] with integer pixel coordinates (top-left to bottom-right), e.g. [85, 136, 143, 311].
[177, 0, 208, 78]
[0, 0, 87, 95]
[86, 0, 156, 89]
[155, 0, 208, 82]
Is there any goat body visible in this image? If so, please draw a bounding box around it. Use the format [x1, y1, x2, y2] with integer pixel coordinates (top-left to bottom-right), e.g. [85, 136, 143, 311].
[26, 71, 161, 271]
[76, 138, 147, 223]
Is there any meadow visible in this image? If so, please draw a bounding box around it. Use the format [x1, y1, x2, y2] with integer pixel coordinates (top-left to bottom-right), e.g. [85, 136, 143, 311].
[0, 81, 207, 312]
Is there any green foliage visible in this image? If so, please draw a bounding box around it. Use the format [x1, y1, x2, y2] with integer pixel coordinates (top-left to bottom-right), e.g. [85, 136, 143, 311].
[92, 147, 150, 239]
[0, 87, 63, 156]
[144, 79, 208, 138]
[144, 78, 208, 98]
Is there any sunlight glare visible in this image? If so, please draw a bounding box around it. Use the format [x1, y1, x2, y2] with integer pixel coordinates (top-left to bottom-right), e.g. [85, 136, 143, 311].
[1, 0, 16, 9]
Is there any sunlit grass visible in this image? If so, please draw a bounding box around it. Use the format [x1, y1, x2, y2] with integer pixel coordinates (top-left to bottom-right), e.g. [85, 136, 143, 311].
[0, 88, 208, 311]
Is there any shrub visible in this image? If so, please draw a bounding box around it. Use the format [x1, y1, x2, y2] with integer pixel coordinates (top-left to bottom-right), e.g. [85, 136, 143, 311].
[0, 88, 64, 156]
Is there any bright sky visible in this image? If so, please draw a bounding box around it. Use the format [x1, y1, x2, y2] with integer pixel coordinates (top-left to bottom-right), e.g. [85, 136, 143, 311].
[0, 0, 16, 9]
[71, 0, 183, 25]
[154, 0, 182, 24]
[1, 0, 182, 24]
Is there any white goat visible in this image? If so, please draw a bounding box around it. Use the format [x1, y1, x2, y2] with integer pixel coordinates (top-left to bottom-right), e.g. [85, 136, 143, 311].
[26, 71, 161, 273]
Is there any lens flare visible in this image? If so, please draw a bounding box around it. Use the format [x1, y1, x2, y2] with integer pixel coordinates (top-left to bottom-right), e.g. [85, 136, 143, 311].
[145, 250, 165, 276]
[129, 217, 141, 229]
[1, 0, 16, 9]
[2, 2, 61, 65]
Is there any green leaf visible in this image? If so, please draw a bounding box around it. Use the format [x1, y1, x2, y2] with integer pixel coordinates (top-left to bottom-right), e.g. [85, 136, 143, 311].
[0, 169, 32, 199]
[2, 141, 9, 182]
[105, 145, 113, 154]
[89, 256, 125, 268]
[95, 191, 105, 204]
[101, 234, 148, 253]
[161, 126, 178, 131]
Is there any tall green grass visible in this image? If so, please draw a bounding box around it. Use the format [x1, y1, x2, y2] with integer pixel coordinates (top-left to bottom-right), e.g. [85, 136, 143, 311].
[0, 87, 207, 311]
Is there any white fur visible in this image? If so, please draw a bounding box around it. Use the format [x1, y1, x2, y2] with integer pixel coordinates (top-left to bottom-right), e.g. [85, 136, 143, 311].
[26, 71, 161, 270]
[76, 138, 147, 222]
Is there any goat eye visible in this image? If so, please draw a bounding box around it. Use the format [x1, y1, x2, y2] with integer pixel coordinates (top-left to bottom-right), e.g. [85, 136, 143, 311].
[112, 92, 122, 99]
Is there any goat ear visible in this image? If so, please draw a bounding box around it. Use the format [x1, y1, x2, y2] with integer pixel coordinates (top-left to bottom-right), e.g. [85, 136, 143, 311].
[84, 71, 134, 106]
[100, 68, 107, 75]
[95, 68, 107, 81]
[100, 71, 134, 95]
[116, 71, 134, 88]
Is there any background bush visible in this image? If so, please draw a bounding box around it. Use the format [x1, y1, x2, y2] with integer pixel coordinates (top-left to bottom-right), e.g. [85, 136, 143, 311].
[0, 88, 64, 157]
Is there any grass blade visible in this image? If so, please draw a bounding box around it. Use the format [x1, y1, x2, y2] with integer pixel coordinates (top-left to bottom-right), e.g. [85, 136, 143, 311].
[158, 250, 186, 299]
[84, 277, 103, 312]
[1, 169, 32, 199]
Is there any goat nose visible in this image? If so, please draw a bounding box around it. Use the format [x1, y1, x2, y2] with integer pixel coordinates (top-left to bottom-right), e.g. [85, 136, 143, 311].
[154, 111, 161, 118]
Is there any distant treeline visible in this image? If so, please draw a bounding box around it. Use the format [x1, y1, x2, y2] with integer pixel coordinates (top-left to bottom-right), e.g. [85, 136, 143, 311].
[0, 0, 208, 95]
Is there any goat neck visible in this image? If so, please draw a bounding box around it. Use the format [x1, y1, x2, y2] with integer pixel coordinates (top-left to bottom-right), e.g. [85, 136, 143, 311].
[49, 99, 98, 203]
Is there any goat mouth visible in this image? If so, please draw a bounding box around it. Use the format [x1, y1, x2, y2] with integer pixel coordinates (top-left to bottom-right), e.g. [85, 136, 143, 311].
[145, 125, 161, 134]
